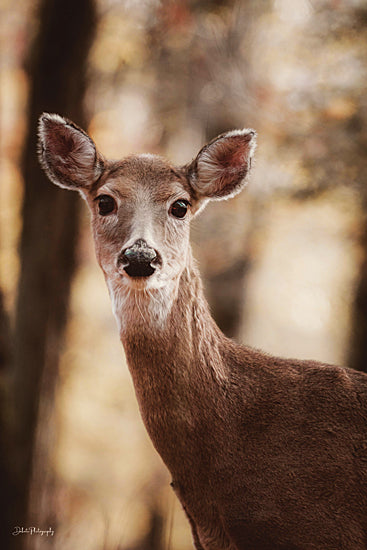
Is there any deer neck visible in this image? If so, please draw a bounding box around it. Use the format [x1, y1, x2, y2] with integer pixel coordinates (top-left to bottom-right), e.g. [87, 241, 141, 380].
[116, 250, 227, 384]
[107, 249, 229, 473]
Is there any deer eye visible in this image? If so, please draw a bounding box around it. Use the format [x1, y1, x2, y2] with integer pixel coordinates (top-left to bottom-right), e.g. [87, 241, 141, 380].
[170, 199, 189, 219]
[97, 195, 116, 216]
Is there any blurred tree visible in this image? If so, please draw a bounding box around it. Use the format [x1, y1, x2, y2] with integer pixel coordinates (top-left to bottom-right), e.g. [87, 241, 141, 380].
[0, 0, 97, 547]
[0, 289, 15, 546]
[265, 3, 367, 371]
[343, 8, 367, 373]
[349, 210, 367, 373]
[0, 291, 11, 372]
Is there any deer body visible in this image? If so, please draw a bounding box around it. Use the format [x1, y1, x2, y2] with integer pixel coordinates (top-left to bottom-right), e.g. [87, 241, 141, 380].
[38, 114, 367, 550]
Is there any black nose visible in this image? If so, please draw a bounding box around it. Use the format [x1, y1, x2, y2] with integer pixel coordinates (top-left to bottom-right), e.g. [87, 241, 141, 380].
[119, 239, 158, 278]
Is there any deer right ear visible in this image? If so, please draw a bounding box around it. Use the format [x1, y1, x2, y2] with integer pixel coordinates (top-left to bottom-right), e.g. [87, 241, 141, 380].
[38, 113, 104, 190]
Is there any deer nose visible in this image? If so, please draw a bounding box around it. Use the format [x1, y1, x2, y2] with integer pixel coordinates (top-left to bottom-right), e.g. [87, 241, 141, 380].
[119, 239, 158, 278]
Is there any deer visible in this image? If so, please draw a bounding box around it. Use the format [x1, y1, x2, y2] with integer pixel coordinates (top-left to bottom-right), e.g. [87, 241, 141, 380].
[38, 113, 367, 550]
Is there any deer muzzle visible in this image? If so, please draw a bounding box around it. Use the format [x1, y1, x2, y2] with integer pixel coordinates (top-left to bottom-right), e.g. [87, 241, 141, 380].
[118, 239, 160, 278]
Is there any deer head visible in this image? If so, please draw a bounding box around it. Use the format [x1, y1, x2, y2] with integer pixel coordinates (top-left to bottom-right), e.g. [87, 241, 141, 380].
[38, 113, 256, 313]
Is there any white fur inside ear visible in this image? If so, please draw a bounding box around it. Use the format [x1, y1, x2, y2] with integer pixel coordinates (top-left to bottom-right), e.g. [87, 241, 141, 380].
[193, 129, 256, 199]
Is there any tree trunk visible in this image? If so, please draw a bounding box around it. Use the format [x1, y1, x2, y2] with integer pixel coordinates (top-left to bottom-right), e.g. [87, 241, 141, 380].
[349, 210, 367, 373]
[0, 288, 18, 546]
[8, 0, 97, 547]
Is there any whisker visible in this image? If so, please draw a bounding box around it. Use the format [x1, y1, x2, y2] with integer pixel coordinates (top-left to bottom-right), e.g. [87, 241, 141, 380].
[135, 292, 147, 324]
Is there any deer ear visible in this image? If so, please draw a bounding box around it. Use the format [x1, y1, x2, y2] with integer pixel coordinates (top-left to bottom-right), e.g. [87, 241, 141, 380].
[38, 113, 104, 190]
[188, 129, 256, 201]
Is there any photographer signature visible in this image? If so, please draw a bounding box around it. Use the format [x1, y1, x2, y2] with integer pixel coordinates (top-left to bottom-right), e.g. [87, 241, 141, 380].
[12, 526, 54, 536]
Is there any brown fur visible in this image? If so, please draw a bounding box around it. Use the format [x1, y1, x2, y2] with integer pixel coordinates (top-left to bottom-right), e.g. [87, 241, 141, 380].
[38, 114, 367, 550]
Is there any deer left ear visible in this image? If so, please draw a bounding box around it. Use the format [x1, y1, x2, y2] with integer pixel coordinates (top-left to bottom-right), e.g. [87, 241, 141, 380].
[188, 129, 256, 201]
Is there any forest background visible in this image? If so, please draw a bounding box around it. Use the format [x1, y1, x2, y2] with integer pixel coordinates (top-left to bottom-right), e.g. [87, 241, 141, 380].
[1, 0, 367, 548]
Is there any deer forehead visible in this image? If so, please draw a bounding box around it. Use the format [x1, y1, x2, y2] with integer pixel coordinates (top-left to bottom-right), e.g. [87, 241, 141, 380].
[91, 154, 192, 204]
